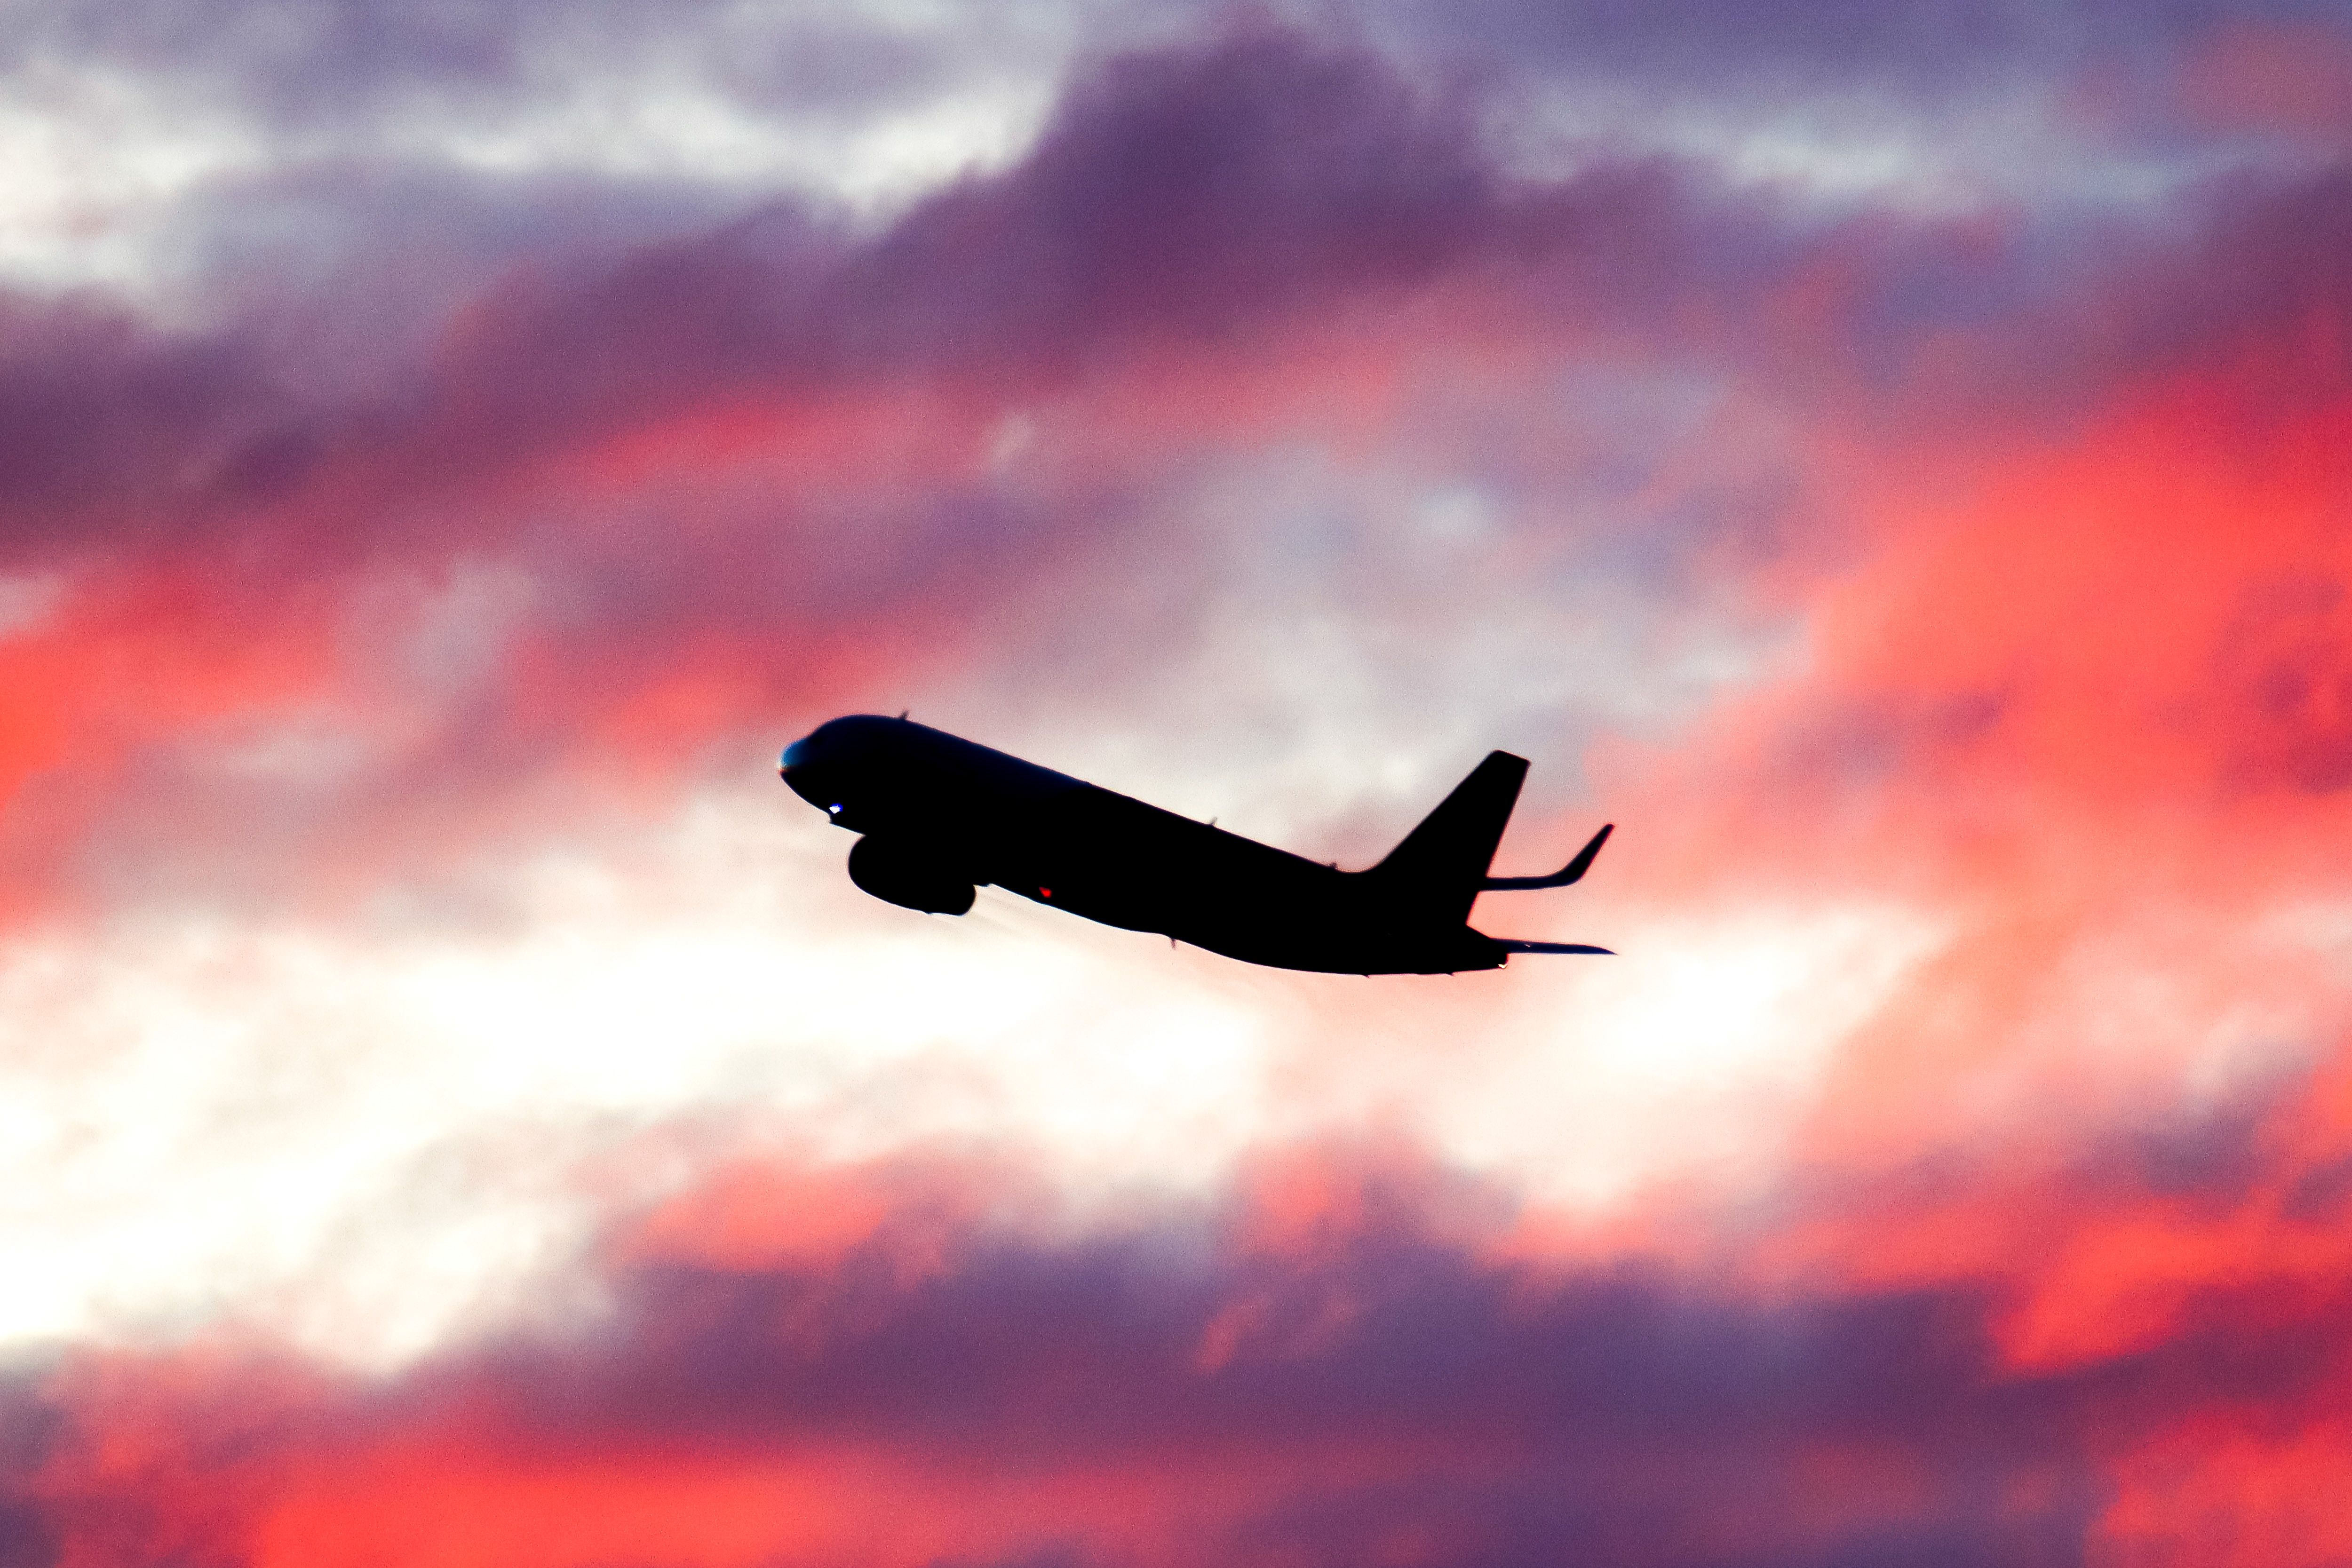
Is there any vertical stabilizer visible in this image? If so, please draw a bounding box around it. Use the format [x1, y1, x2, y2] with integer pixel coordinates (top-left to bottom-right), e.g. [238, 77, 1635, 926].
[1369, 751, 1528, 923]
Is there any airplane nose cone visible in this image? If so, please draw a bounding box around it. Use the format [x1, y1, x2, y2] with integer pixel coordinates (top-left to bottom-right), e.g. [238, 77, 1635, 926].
[779, 730, 842, 814]
[779, 716, 885, 814]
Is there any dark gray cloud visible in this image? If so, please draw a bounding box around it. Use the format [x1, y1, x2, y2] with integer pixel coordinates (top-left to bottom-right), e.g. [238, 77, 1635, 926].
[0, 27, 1713, 554]
[0, 293, 302, 549]
[1372, 0, 2346, 88]
[10, 16, 2341, 555]
[0, 0, 1085, 140]
[16, 0, 2346, 129]
[0, 1374, 59, 1568]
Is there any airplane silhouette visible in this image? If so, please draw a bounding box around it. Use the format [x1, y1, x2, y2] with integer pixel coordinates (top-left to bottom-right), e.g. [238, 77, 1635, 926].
[779, 715, 1613, 975]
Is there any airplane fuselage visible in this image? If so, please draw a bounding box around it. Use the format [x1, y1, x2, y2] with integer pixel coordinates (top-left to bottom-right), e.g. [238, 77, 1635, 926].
[781, 716, 1513, 974]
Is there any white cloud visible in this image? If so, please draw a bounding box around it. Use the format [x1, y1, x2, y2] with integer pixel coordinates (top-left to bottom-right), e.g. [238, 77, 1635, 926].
[0, 790, 1283, 1366]
[0, 764, 1942, 1367]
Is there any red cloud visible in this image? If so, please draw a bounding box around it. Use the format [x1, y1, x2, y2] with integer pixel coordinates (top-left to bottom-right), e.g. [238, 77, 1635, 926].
[7, 22, 2352, 1565]
[16, 1106, 2352, 1568]
[2184, 22, 2352, 141]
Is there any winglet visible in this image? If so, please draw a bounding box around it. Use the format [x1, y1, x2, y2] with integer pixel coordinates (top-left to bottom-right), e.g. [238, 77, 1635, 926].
[1481, 823, 1613, 891]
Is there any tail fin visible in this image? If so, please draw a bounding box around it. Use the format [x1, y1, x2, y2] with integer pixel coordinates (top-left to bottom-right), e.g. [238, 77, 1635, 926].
[1368, 751, 1528, 924]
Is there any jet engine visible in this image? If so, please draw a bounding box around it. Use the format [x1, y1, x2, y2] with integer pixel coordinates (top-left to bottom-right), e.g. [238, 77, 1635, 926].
[847, 835, 976, 915]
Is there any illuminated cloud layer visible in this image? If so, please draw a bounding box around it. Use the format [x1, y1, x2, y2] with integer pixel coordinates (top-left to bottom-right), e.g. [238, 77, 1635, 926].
[3, 3, 2350, 1563]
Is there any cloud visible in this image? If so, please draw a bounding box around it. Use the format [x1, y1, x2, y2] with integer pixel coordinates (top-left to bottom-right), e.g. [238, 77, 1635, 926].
[0, 293, 305, 549]
[0, 26, 1764, 925]
[18, 1084, 2352, 1568]
[3, 22, 2352, 1566]
[0, 0, 1052, 136]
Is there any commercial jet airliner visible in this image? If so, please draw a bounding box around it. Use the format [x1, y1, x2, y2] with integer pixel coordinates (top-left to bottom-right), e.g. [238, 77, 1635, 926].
[779, 715, 1614, 975]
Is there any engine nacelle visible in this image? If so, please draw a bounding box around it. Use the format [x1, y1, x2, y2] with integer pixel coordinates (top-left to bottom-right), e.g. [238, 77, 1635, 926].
[846, 835, 976, 915]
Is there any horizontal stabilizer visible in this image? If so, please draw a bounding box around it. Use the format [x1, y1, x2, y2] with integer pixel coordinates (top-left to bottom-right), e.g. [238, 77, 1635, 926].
[1493, 939, 1614, 955]
[1481, 823, 1613, 891]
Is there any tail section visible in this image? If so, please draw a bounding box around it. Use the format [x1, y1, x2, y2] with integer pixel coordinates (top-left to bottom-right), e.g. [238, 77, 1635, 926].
[1368, 751, 1528, 925]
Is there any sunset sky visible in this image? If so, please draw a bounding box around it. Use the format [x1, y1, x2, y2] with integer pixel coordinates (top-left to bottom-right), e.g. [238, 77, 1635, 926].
[4, 1, 2352, 1563]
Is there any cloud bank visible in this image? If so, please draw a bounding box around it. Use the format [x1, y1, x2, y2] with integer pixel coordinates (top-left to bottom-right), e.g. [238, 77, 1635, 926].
[3, 3, 2350, 1563]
